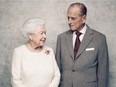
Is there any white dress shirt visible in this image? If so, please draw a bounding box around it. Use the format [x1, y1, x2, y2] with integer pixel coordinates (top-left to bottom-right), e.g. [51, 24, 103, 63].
[73, 25, 87, 48]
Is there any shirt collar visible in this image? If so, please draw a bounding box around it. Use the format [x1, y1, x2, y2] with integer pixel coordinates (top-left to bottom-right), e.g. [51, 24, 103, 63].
[73, 24, 87, 35]
[79, 24, 87, 34]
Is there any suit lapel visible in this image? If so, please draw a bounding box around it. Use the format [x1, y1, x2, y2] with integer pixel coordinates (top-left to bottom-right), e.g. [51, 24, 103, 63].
[65, 30, 74, 59]
[76, 26, 94, 59]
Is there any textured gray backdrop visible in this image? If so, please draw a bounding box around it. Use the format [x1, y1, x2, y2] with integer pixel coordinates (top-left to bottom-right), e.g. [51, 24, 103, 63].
[0, 0, 116, 87]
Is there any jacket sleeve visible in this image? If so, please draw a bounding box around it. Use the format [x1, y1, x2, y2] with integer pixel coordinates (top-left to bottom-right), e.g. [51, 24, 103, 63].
[97, 35, 109, 87]
[11, 49, 25, 87]
[49, 50, 60, 87]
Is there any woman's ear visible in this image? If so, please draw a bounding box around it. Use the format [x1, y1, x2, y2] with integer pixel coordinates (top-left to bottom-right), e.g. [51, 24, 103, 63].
[28, 33, 33, 40]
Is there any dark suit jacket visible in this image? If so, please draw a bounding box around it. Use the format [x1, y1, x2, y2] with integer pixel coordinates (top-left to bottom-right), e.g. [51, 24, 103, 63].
[55, 25, 109, 87]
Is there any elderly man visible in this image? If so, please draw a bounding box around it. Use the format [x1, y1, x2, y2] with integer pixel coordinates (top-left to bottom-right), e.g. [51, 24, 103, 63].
[56, 2, 109, 87]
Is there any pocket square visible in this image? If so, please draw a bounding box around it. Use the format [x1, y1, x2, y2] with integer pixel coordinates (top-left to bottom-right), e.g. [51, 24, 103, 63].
[86, 48, 95, 51]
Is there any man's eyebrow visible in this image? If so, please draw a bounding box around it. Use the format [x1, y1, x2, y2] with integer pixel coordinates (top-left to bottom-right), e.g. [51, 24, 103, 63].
[68, 17, 77, 20]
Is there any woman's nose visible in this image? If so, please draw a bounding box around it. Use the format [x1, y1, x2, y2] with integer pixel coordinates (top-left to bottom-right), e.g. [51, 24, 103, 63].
[43, 33, 47, 39]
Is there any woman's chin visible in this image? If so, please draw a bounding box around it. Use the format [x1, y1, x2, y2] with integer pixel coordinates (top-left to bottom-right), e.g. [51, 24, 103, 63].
[38, 44, 44, 47]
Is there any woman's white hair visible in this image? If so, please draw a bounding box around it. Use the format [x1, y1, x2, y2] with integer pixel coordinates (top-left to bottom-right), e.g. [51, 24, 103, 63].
[20, 17, 45, 38]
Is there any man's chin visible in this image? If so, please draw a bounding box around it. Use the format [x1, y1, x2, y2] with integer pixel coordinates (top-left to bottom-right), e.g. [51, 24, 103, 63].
[70, 28, 77, 31]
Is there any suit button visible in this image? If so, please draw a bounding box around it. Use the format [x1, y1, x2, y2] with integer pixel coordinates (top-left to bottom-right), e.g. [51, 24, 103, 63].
[72, 70, 75, 72]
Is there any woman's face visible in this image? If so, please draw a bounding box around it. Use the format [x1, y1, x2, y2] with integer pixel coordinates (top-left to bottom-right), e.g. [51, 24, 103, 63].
[30, 25, 47, 47]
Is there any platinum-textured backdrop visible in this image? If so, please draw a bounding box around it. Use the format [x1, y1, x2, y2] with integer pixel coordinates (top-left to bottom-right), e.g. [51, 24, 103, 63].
[0, 0, 116, 87]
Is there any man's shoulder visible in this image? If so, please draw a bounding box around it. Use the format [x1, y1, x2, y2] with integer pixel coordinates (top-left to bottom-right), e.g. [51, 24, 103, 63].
[87, 25, 106, 38]
[91, 29, 106, 39]
[58, 30, 71, 37]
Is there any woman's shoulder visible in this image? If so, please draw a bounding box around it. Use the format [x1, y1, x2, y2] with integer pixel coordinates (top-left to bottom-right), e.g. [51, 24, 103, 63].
[14, 45, 26, 52]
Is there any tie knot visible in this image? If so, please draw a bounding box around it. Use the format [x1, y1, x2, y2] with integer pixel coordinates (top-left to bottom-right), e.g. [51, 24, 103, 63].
[75, 31, 82, 37]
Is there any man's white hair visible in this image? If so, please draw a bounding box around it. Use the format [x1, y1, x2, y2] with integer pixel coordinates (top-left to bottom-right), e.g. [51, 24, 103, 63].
[20, 17, 45, 38]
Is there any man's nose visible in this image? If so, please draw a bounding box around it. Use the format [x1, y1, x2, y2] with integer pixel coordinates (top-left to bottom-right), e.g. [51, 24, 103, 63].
[68, 18, 73, 24]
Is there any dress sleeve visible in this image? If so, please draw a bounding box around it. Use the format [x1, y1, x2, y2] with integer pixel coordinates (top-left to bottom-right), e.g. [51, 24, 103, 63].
[49, 50, 60, 87]
[11, 49, 25, 87]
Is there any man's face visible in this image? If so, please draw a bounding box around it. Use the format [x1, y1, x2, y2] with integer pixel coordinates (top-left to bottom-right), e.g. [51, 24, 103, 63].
[67, 6, 86, 31]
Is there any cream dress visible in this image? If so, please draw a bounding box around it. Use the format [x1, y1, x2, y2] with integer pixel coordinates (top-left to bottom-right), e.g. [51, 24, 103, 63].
[11, 45, 60, 87]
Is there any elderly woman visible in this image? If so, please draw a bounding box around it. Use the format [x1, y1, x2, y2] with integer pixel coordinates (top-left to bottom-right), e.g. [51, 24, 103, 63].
[11, 18, 60, 87]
